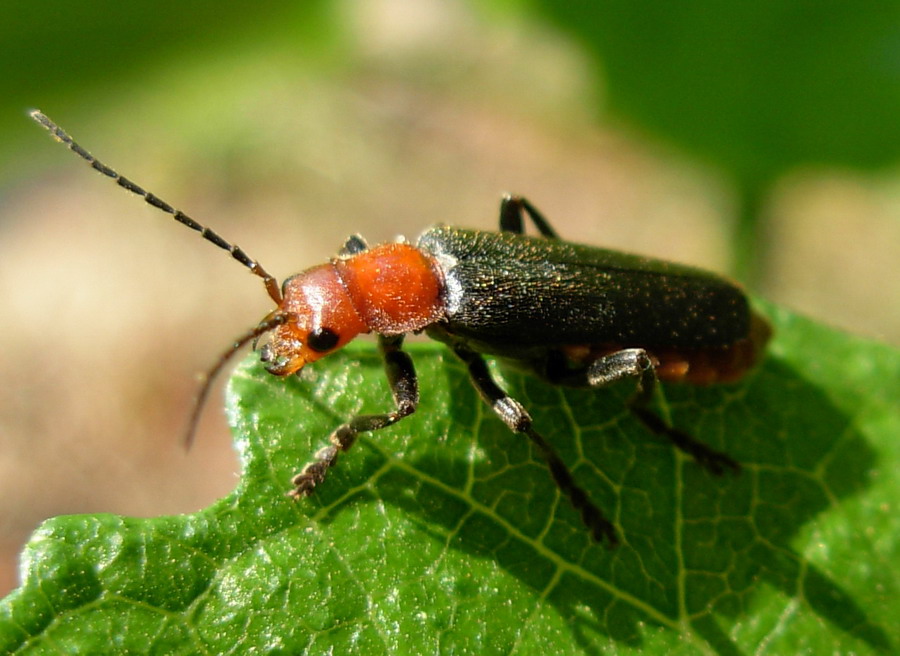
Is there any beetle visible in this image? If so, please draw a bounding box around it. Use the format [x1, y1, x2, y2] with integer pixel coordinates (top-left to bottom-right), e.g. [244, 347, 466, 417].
[31, 110, 770, 546]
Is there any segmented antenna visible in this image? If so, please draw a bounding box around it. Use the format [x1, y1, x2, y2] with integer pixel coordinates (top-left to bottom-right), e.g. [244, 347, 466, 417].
[29, 109, 283, 305]
[184, 313, 289, 449]
[32, 110, 290, 449]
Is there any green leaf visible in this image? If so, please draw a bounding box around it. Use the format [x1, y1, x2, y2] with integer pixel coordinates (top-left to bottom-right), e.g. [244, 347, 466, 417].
[1, 305, 898, 654]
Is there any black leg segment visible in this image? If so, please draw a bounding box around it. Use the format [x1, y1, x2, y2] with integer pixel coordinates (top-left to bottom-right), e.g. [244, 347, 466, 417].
[548, 347, 740, 476]
[338, 234, 369, 256]
[499, 195, 561, 239]
[629, 406, 739, 475]
[290, 335, 419, 497]
[451, 344, 618, 546]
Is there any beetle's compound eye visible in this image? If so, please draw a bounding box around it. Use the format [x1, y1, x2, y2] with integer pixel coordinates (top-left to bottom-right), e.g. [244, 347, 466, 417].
[306, 327, 339, 353]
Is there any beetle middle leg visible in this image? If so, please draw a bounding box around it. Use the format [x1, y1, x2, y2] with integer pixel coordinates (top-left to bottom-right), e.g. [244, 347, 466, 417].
[548, 349, 740, 476]
[290, 334, 418, 497]
[450, 343, 618, 546]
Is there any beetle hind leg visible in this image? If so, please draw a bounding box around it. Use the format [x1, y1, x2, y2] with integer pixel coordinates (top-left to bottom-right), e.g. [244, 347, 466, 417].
[551, 348, 740, 476]
[628, 406, 739, 476]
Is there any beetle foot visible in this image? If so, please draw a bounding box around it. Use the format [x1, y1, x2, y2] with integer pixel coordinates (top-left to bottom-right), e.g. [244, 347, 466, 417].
[691, 445, 741, 476]
[289, 424, 361, 498]
[582, 505, 619, 547]
[289, 444, 339, 498]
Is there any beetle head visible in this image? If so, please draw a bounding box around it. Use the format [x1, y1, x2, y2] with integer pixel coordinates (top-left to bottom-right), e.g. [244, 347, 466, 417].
[259, 264, 368, 376]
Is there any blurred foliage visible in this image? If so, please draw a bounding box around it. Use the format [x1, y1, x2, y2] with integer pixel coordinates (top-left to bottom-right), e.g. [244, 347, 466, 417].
[8, 2, 900, 242]
[518, 0, 900, 279]
[528, 0, 900, 183]
[0, 0, 340, 161]
[15, 0, 900, 181]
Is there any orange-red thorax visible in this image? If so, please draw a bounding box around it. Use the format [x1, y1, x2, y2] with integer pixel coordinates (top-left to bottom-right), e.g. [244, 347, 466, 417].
[334, 242, 444, 334]
[267, 242, 444, 376]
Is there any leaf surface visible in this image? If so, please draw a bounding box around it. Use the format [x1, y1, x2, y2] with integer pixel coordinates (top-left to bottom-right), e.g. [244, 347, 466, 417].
[1, 305, 898, 654]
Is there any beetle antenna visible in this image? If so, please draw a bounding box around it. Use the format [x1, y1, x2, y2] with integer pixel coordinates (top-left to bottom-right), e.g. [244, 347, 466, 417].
[30, 109, 283, 305]
[184, 313, 290, 450]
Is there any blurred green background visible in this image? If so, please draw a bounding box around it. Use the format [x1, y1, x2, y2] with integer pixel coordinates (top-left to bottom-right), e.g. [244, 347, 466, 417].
[1, 0, 898, 599]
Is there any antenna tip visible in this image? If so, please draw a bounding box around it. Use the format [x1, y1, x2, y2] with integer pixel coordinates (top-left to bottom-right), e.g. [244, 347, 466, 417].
[29, 109, 59, 137]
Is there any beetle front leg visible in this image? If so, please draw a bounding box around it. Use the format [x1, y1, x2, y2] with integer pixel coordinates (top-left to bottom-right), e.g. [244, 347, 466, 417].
[573, 349, 740, 476]
[290, 334, 418, 497]
[451, 344, 618, 546]
[499, 195, 561, 239]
